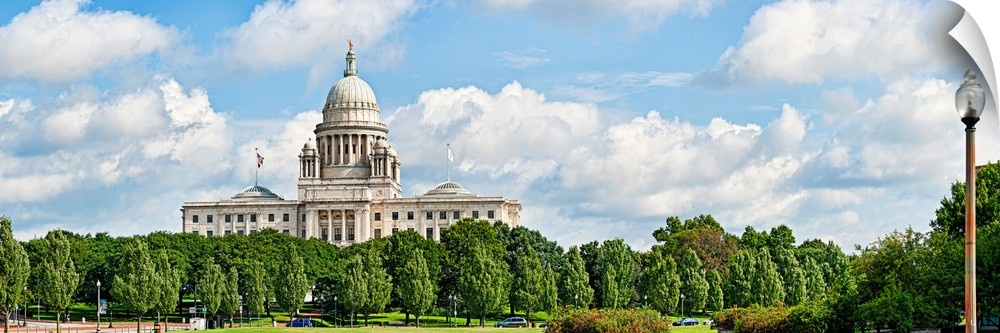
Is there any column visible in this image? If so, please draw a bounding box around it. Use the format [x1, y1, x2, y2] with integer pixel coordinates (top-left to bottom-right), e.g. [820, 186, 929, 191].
[326, 210, 333, 243]
[340, 209, 347, 245]
[353, 209, 361, 242]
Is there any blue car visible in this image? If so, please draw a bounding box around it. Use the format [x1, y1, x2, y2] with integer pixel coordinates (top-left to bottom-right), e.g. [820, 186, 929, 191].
[286, 318, 313, 327]
[672, 317, 698, 326]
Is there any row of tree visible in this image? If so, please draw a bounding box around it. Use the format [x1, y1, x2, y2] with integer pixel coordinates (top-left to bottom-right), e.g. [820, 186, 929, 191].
[3, 163, 1000, 332]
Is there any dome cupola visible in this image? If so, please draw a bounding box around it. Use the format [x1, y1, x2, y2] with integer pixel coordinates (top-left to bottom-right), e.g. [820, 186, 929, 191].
[322, 41, 380, 124]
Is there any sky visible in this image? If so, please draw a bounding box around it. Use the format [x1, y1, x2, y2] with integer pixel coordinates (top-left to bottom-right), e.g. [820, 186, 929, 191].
[1, 0, 997, 252]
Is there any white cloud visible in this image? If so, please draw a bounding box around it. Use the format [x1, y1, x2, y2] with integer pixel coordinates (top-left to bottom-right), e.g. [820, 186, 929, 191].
[554, 71, 693, 102]
[477, 0, 722, 32]
[495, 50, 550, 69]
[222, 0, 420, 74]
[0, 0, 180, 82]
[713, 0, 965, 83]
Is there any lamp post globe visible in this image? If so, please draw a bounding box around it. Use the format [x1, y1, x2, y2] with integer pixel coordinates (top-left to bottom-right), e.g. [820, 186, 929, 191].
[956, 69, 987, 124]
[956, 69, 986, 333]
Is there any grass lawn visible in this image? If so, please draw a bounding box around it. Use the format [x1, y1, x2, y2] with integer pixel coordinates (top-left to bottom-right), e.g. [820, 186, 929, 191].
[221, 328, 545, 333]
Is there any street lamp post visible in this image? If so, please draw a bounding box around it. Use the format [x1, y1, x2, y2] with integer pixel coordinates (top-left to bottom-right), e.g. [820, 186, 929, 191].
[574, 294, 578, 308]
[333, 296, 337, 328]
[681, 294, 685, 317]
[643, 295, 647, 308]
[97, 280, 101, 333]
[22, 286, 27, 326]
[956, 69, 986, 333]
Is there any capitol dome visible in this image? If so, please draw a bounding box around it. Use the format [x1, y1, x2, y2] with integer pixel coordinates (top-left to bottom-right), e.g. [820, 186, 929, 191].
[232, 185, 283, 200]
[423, 181, 474, 197]
[322, 48, 380, 123]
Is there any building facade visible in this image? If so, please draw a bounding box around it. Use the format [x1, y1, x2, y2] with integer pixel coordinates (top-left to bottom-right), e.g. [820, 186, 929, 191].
[180, 47, 521, 244]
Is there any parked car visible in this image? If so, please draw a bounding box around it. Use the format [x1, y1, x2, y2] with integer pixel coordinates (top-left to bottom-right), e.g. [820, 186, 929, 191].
[494, 317, 529, 328]
[672, 317, 699, 326]
[286, 318, 313, 327]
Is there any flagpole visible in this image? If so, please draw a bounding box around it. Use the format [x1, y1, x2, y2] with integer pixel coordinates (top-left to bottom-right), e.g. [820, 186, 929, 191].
[254, 148, 259, 186]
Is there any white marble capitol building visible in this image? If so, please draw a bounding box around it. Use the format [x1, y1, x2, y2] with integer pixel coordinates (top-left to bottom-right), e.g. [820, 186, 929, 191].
[180, 47, 521, 244]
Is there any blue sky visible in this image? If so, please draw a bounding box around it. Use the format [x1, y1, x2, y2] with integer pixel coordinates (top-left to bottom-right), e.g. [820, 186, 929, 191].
[1, 0, 996, 251]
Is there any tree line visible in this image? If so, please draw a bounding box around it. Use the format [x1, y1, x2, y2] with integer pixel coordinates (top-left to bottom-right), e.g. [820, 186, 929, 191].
[3, 163, 1000, 332]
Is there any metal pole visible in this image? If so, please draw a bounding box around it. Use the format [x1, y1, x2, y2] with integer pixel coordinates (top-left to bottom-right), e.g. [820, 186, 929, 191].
[97, 281, 101, 333]
[965, 123, 978, 333]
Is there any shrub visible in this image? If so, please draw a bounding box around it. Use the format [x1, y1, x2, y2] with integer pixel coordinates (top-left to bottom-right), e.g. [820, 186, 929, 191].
[546, 306, 670, 333]
[788, 300, 832, 333]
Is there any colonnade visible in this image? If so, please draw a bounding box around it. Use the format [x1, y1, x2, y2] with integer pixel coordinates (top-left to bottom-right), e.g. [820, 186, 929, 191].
[306, 208, 370, 244]
[315, 134, 385, 165]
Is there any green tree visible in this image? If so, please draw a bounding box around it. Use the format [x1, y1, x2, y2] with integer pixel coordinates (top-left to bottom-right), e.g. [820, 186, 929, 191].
[338, 255, 367, 327]
[677, 249, 708, 314]
[384, 229, 440, 325]
[198, 258, 223, 317]
[751, 248, 784, 306]
[219, 267, 240, 327]
[802, 256, 827, 302]
[599, 238, 634, 309]
[459, 243, 508, 326]
[638, 249, 680, 315]
[558, 246, 593, 308]
[111, 239, 156, 333]
[706, 270, 724, 312]
[540, 265, 559, 315]
[512, 246, 544, 323]
[773, 248, 807, 305]
[932, 161, 1000, 236]
[243, 260, 268, 319]
[37, 231, 80, 333]
[360, 247, 392, 326]
[151, 250, 181, 325]
[441, 218, 507, 326]
[398, 248, 434, 327]
[726, 249, 755, 307]
[0, 216, 30, 333]
[275, 248, 309, 320]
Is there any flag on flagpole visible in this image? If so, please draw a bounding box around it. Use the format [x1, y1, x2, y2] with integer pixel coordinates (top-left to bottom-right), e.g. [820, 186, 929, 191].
[256, 148, 264, 168]
[447, 144, 454, 162]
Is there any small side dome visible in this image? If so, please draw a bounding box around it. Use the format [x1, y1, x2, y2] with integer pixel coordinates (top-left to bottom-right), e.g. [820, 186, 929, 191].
[232, 185, 283, 200]
[387, 145, 397, 156]
[303, 138, 317, 150]
[374, 138, 388, 149]
[423, 181, 474, 196]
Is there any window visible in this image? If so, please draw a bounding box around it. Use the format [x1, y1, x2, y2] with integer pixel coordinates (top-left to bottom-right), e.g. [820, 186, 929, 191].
[301, 214, 306, 222]
[321, 228, 328, 240]
[407, 227, 414, 232]
[192, 215, 199, 223]
[374, 229, 382, 238]
[301, 230, 306, 237]
[440, 211, 447, 220]
[250, 229, 257, 234]
[392, 227, 399, 234]
[426, 211, 433, 220]
[268, 213, 275, 222]
[488, 210, 495, 219]
[426, 227, 433, 239]
[282, 229, 290, 235]
[238, 230, 245, 236]
[225, 214, 232, 223]
[335, 228, 342, 241]
[407, 211, 414, 220]
[206, 230, 213, 237]
[283, 213, 290, 222]
[374, 212, 382, 221]
[207, 215, 214, 223]
[392, 212, 399, 220]
[472, 210, 480, 219]
[225, 230, 232, 236]
[348, 228, 355, 241]
[453, 211, 460, 219]
[250, 214, 257, 222]
[192, 230, 199, 235]
[237, 215, 245, 223]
